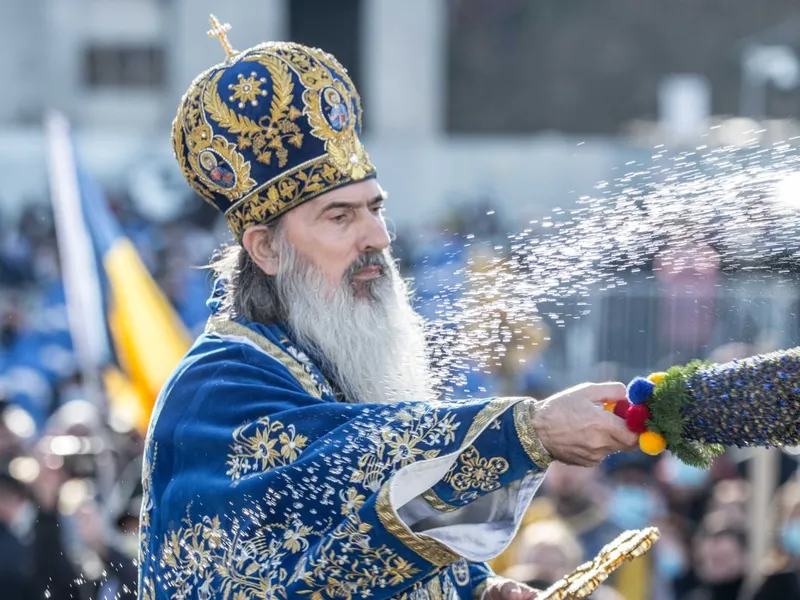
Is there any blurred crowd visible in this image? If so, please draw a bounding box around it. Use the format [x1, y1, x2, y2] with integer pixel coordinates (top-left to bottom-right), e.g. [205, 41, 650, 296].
[0, 193, 800, 600]
[493, 446, 800, 600]
[0, 193, 220, 600]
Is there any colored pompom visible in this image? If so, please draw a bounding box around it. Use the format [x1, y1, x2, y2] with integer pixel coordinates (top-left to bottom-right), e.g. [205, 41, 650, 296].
[613, 399, 631, 419]
[627, 377, 656, 405]
[603, 401, 616, 412]
[625, 404, 651, 434]
[639, 431, 667, 455]
[647, 372, 667, 385]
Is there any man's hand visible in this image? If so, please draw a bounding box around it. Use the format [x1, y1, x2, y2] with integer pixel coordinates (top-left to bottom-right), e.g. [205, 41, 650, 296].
[532, 382, 639, 467]
[481, 577, 539, 599]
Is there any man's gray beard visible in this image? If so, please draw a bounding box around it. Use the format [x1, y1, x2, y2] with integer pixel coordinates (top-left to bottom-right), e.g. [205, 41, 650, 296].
[274, 238, 435, 405]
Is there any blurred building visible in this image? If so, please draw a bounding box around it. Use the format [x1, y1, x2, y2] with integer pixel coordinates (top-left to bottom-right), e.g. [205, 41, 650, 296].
[0, 0, 799, 228]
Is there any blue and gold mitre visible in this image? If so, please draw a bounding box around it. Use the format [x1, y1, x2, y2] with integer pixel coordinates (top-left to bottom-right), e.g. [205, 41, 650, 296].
[172, 15, 376, 239]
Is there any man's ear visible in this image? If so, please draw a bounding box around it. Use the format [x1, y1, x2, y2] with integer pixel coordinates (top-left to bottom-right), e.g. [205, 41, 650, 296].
[242, 226, 279, 276]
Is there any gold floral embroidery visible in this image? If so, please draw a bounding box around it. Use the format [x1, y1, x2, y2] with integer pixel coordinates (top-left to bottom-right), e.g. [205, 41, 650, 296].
[161, 513, 291, 600]
[202, 71, 262, 138]
[422, 397, 526, 511]
[226, 416, 308, 483]
[350, 404, 460, 492]
[228, 71, 267, 108]
[205, 316, 329, 398]
[462, 397, 525, 441]
[139, 575, 156, 600]
[148, 392, 527, 599]
[206, 53, 305, 168]
[513, 400, 553, 470]
[299, 512, 422, 596]
[175, 69, 258, 204]
[444, 446, 509, 495]
[340, 487, 366, 516]
[159, 507, 422, 600]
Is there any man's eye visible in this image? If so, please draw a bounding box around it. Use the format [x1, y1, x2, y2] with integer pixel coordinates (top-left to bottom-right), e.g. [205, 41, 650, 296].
[331, 214, 348, 224]
[371, 204, 385, 214]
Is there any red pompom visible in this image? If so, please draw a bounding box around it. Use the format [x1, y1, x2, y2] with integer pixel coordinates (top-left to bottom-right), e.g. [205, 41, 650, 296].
[625, 404, 651, 434]
[613, 399, 631, 419]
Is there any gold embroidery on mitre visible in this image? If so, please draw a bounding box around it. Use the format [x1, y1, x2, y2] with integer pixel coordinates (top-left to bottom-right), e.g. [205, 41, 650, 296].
[174, 68, 257, 205]
[301, 79, 371, 179]
[274, 45, 373, 180]
[203, 53, 304, 169]
[174, 37, 376, 232]
[225, 154, 373, 239]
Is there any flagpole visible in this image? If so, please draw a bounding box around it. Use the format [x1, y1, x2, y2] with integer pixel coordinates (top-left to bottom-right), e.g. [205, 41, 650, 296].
[45, 112, 115, 500]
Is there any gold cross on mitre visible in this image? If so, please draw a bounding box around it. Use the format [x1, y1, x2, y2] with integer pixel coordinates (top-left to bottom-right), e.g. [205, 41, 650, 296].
[208, 14, 235, 58]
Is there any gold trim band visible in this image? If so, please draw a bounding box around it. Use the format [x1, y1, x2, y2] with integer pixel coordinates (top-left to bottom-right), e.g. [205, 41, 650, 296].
[513, 400, 553, 470]
[421, 488, 460, 513]
[225, 153, 376, 239]
[376, 484, 460, 567]
[205, 316, 325, 398]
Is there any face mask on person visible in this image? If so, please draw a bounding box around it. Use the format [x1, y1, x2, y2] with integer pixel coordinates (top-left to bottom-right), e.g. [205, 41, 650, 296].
[669, 459, 709, 490]
[607, 484, 660, 530]
[656, 545, 686, 581]
[781, 519, 800, 556]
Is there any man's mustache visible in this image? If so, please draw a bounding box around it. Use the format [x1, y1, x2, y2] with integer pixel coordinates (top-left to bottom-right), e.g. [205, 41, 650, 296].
[345, 252, 390, 283]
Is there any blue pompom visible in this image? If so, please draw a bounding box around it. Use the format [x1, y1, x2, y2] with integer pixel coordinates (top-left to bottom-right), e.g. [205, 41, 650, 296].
[627, 377, 656, 405]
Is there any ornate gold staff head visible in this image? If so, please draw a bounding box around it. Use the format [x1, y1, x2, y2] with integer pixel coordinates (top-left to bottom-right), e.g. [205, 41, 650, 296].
[538, 527, 660, 600]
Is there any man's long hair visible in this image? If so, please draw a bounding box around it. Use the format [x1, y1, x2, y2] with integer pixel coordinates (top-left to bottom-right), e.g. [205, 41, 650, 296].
[209, 221, 434, 405]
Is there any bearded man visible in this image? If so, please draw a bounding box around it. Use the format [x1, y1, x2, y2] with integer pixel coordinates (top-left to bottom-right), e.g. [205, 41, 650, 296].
[138, 17, 639, 600]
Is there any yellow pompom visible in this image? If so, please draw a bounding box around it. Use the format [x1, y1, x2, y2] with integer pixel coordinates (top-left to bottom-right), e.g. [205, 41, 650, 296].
[647, 372, 667, 384]
[639, 431, 667, 455]
[603, 401, 616, 412]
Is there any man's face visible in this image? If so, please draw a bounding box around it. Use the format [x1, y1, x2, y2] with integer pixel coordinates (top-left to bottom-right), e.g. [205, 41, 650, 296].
[280, 179, 390, 295]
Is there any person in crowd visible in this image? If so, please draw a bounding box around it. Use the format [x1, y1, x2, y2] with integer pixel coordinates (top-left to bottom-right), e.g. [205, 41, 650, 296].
[542, 462, 623, 559]
[603, 454, 665, 600]
[684, 513, 747, 600]
[503, 518, 584, 589]
[752, 479, 800, 600]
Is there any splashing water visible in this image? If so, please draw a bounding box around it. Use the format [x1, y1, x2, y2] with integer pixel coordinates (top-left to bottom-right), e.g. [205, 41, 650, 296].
[421, 141, 800, 391]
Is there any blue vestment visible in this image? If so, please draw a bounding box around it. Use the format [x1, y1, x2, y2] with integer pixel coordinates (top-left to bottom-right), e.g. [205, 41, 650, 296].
[138, 313, 551, 599]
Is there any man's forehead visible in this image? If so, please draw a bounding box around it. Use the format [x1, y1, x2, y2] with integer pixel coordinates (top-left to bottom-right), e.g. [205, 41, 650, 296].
[313, 180, 385, 208]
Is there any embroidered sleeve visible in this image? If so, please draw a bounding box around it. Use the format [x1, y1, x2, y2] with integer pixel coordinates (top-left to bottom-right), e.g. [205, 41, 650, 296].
[421, 398, 552, 512]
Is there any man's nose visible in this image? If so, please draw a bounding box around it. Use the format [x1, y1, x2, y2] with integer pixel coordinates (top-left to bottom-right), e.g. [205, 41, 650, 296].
[360, 211, 390, 253]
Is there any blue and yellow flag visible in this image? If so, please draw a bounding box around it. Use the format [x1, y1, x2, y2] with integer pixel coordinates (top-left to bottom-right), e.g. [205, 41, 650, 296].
[47, 113, 191, 434]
